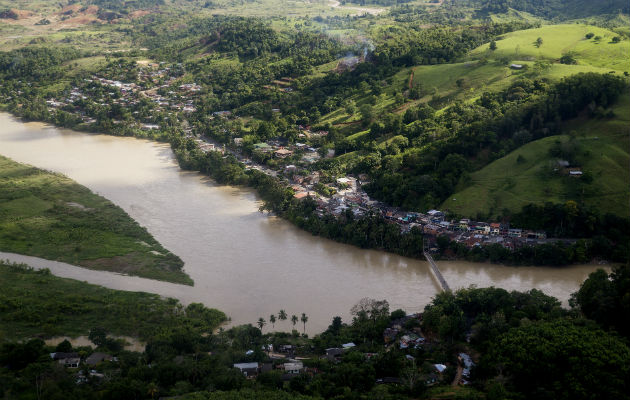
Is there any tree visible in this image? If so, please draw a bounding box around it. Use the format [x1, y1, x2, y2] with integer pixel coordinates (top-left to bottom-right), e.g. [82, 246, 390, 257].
[482, 320, 630, 400]
[55, 339, 72, 353]
[534, 37, 543, 48]
[359, 104, 373, 125]
[88, 327, 107, 347]
[269, 314, 276, 329]
[612, 36, 621, 43]
[278, 310, 287, 323]
[147, 382, 159, 400]
[300, 313, 308, 333]
[585, 32, 594, 39]
[571, 264, 630, 338]
[291, 315, 298, 328]
[344, 99, 356, 115]
[559, 52, 577, 65]
[489, 40, 497, 51]
[257, 317, 266, 332]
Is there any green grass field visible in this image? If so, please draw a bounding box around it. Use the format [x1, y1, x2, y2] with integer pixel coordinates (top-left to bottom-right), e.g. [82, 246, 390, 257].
[0, 261, 224, 341]
[320, 23, 628, 129]
[441, 93, 630, 219]
[0, 155, 193, 285]
[471, 24, 630, 72]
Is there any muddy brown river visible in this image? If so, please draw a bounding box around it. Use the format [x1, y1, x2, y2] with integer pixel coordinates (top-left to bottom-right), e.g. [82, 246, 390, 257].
[0, 113, 605, 333]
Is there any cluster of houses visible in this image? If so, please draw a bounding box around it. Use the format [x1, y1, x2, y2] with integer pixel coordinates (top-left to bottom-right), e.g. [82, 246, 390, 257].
[280, 166, 553, 251]
[42, 61, 200, 129]
[232, 313, 474, 387]
[50, 351, 116, 368]
[35, 58, 565, 256]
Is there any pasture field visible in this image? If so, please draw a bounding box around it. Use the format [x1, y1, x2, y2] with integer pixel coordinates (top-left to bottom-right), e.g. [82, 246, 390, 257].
[442, 93, 630, 219]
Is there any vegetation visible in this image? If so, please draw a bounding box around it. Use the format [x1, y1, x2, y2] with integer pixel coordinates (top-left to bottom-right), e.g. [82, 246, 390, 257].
[443, 93, 630, 218]
[0, 0, 627, 268]
[0, 155, 191, 284]
[1, 259, 628, 399]
[0, 261, 224, 341]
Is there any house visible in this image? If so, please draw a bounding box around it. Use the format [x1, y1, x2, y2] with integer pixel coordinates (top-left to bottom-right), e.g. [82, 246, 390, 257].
[325, 348, 344, 362]
[427, 209, 444, 221]
[50, 352, 78, 361]
[508, 228, 522, 238]
[473, 223, 491, 235]
[86, 352, 113, 366]
[568, 169, 583, 177]
[342, 342, 356, 350]
[63, 358, 81, 368]
[510, 64, 523, 69]
[274, 148, 293, 158]
[490, 223, 501, 235]
[434, 364, 447, 373]
[233, 362, 260, 377]
[294, 191, 310, 200]
[278, 344, 294, 354]
[283, 361, 304, 374]
[233, 137, 244, 146]
[383, 327, 399, 343]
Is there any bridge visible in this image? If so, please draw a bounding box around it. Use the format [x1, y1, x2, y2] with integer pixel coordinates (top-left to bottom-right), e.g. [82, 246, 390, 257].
[423, 250, 451, 293]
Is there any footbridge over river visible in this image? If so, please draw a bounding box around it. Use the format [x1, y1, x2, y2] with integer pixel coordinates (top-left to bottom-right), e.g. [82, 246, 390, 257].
[423, 251, 451, 292]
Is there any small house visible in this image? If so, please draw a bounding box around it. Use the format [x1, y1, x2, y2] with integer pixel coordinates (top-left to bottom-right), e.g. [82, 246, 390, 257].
[274, 148, 293, 158]
[233, 362, 260, 378]
[510, 64, 523, 69]
[283, 361, 304, 374]
[86, 352, 113, 366]
[508, 228, 522, 238]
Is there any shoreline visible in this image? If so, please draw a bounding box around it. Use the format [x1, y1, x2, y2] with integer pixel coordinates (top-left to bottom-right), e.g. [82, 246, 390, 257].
[0, 110, 615, 270]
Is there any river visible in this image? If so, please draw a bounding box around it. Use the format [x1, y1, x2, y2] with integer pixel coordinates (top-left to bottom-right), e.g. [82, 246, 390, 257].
[0, 113, 605, 333]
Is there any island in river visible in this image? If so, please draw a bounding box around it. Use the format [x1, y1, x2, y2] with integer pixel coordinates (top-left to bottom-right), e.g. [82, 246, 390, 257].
[0, 154, 190, 284]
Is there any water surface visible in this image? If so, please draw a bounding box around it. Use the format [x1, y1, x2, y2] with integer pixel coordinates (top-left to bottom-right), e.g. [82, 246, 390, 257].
[0, 113, 604, 332]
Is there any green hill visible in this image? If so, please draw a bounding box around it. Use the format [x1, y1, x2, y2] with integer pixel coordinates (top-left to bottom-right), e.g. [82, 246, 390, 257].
[441, 93, 630, 219]
[471, 24, 630, 72]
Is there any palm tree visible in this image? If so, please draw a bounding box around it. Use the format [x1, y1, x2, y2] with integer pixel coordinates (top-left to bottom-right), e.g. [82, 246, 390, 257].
[278, 309, 287, 323]
[291, 314, 298, 328]
[257, 317, 266, 332]
[301, 313, 308, 334]
[147, 382, 159, 400]
[269, 314, 276, 329]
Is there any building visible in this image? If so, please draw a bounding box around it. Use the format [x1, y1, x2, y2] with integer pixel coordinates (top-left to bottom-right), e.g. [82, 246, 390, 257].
[233, 362, 260, 378]
[283, 361, 304, 374]
[86, 352, 113, 366]
[274, 148, 293, 158]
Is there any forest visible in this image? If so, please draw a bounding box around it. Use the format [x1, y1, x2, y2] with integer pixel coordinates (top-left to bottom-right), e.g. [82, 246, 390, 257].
[1, 261, 628, 399]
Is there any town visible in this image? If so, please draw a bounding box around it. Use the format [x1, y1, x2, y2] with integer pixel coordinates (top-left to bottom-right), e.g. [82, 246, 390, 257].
[34, 60, 563, 256]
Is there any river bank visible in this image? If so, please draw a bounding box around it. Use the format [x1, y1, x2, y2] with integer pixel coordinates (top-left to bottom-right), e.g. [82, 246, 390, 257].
[0, 113, 608, 332]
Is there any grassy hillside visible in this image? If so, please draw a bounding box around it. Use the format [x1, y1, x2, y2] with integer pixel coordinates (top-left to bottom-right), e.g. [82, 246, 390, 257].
[0, 261, 224, 341]
[0, 155, 192, 285]
[471, 24, 630, 72]
[441, 93, 630, 219]
[319, 24, 627, 128]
